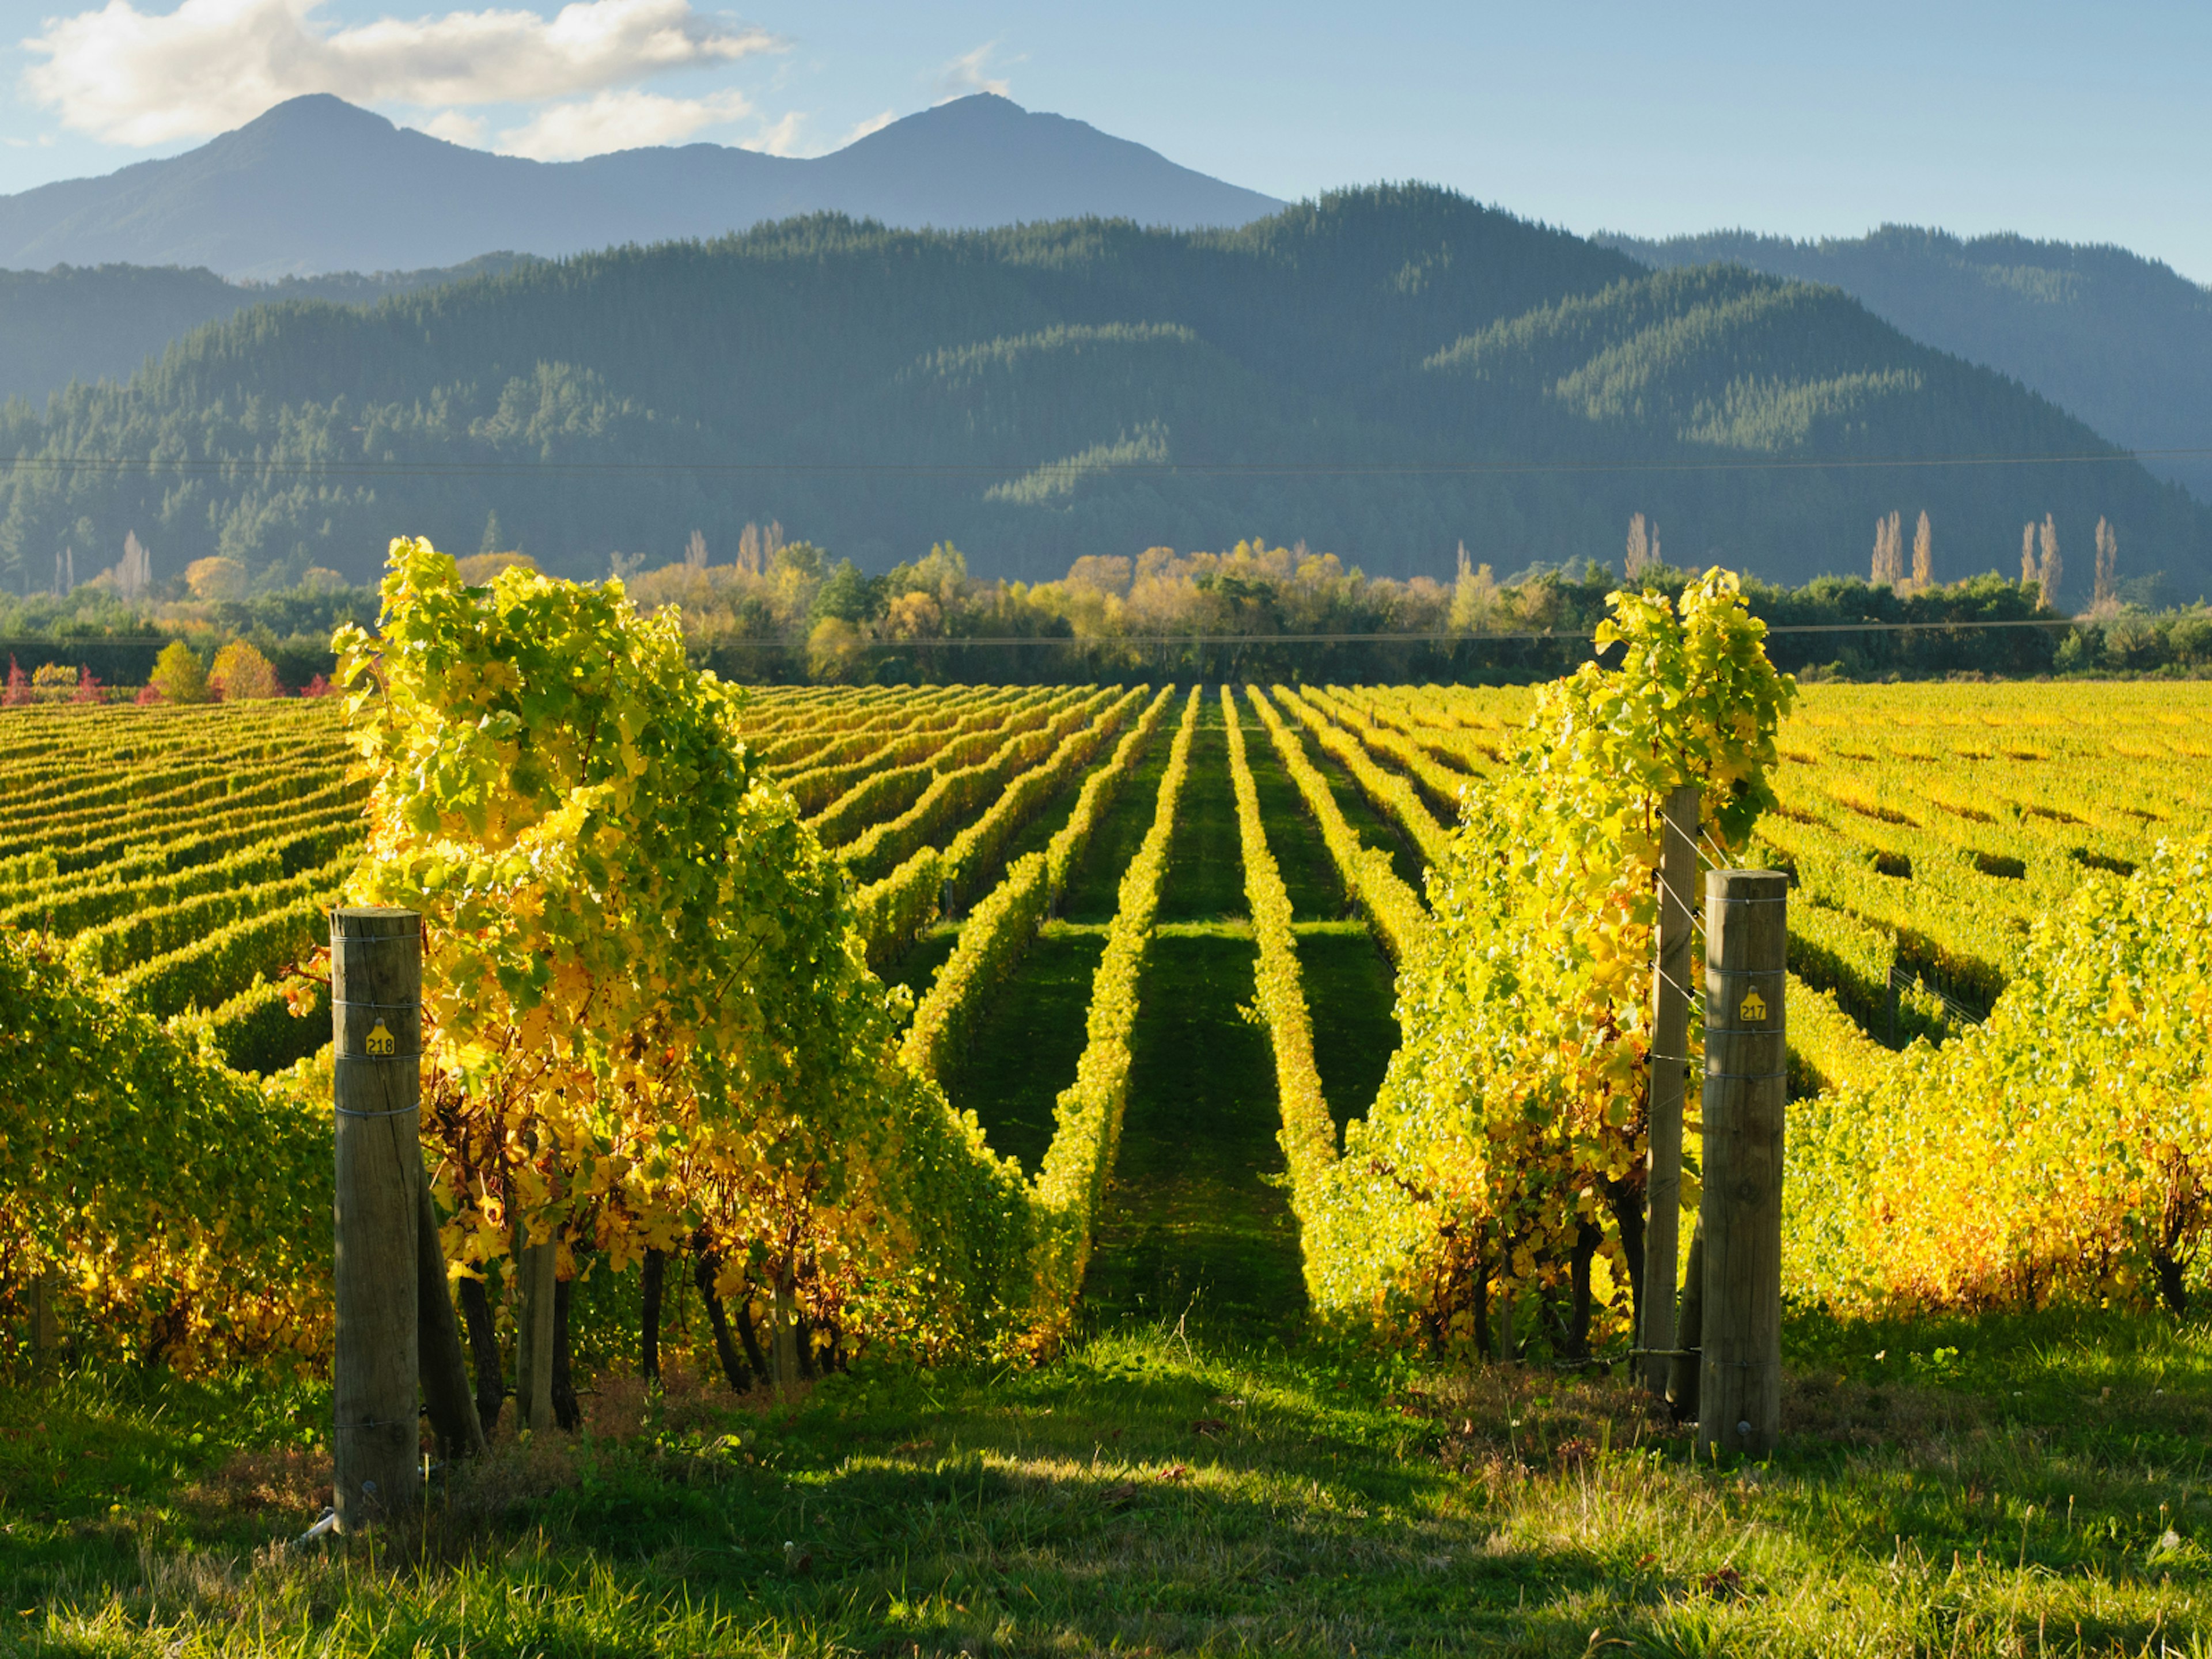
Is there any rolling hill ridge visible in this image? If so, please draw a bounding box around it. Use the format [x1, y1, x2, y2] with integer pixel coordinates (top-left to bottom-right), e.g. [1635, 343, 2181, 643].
[5, 187, 2202, 600]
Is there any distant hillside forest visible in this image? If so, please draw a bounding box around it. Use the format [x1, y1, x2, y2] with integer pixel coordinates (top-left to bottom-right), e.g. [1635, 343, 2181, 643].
[9, 536, 2207, 689]
[0, 253, 534, 406]
[3, 186, 2209, 605]
[1603, 225, 2212, 506]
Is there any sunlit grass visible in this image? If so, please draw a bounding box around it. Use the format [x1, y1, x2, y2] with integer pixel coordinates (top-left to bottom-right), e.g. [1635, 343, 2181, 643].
[8, 1312, 2212, 1656]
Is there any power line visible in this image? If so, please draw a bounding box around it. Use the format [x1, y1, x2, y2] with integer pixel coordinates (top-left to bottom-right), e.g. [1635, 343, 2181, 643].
[699, 616, 2084, 649]
[0, 445, 2207, 482]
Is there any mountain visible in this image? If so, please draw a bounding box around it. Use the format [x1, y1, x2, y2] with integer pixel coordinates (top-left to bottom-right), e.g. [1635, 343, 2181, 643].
[5, 187, 2205, 601]
[0, 255, 535, 406]
[1601, 226, 2212, 505]
[0, 94, 1285, 279]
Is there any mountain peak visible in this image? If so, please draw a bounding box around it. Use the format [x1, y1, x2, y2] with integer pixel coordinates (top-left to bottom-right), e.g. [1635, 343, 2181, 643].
[0, 94, 1282, 276]
[224, 94, 402, 146]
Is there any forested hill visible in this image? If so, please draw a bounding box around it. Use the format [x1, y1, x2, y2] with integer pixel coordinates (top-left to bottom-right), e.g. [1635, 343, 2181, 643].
[0, 254, 535, 406]
[1602, 226, 2212, 506]
[6, 186, 2207, 603]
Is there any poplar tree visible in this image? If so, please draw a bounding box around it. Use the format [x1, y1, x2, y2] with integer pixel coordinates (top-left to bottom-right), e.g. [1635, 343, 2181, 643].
[2094, 517, 2119, 608]
[2038, 514, 2064, 611]
[1625, 513, 1651, 578]
[1870, 511, 1904, 588]
[1911, 510, 1933, 590]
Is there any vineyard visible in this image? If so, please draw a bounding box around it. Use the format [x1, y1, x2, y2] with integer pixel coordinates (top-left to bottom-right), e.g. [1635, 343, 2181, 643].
[3, 547, 2210, 1651]
[6, 635, 2208, 1350]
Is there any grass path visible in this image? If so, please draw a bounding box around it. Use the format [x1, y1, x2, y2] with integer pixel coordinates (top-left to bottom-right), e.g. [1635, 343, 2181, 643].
[1240, 715, 1343, 920]
[1299, 928, 1400, 1133]
[940, 929, 1105, 1175]
[1083, 694, 1305, 1335]
[906, 694, 1176, 1171]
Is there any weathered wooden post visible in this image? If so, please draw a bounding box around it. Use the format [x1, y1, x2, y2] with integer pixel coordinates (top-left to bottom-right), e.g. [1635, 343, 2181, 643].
[514, 1228, 558, 1433]
[331, 907, 423, 1529]
[1698, 869, 1787, 1458]
[1641, 783, 1699, 1395]
[31, 1267, 61, 1373]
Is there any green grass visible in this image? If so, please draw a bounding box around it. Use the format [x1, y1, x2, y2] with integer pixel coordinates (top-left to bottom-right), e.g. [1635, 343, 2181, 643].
[884, 925, 961, 1010]
[1156, 696, 1245, 924]
[1078, 693, 1300, 1330]
[1308, 743, 1430, 895]
[1081, 932, 1305, 1332]
[942, 927, 1108, 1175]
[12, 1315, 2212, 1656]
[1240, 720, 1344, 921]
[961, 697, 1149, 904]
[1058, 713, 1176, 925]
[1298, 929, 1400, 1134]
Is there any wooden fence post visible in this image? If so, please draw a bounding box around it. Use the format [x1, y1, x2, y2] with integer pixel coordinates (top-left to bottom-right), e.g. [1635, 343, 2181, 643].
[31, 1267, 61, 1374]
[514, 1231, 558, 1434]
[1698, 869, 1787, 1458]
[1641, 783, 1699, 1394]
[331, 907, 423, 1529]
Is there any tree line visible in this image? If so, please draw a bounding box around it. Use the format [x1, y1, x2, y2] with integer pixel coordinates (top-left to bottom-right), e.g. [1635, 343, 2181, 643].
[6, 528, 2206, 688]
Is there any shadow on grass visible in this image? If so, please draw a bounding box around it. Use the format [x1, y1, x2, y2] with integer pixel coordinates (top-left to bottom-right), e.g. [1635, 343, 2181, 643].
[942, 929, 1107, 1175]
[1301, 929, 1398, 1137]
[1082, 929, 1304, 1336]
[13, 1315, 2212, 1655]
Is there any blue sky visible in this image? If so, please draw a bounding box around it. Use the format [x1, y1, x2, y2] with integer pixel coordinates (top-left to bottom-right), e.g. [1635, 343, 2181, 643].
[6, 0, 2210, 279]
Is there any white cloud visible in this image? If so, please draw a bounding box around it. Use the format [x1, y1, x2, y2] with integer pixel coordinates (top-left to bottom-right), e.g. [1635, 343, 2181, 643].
[741, 109, 804, 156]
[414, 108, 488, 146]
[22, 0, 782, 146]
[934, 41, 1011, 103]
[495, 85, 749, 159]
[835, 108, 894, 148]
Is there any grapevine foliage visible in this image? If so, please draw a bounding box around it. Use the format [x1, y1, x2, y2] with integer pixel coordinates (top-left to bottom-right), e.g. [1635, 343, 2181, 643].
[1304, 570, 1794, 1350]
[338, 537, 1033, 1355]
[0, 927, 331, 1368]
[1791, 835, 2212, 1315]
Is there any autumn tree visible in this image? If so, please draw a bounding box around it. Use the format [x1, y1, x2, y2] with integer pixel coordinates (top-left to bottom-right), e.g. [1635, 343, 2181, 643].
[147, 641, 209, 704]
[1870, 511, 1904, 588]
[1624, 513, 1657, 578]
[2038, 515, 2065, 611]
[2094, 517, 2119, 609]
[209, 639, 281, 700]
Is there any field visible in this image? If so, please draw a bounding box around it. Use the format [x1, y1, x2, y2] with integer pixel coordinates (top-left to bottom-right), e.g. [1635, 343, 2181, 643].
[6, 679, 2203, 1092]
[5, 669, 2212, 1654]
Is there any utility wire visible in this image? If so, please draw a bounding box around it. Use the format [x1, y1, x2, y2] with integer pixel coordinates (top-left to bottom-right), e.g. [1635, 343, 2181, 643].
[694, 616, 2089, 649]
[1, 445, 2209, 481]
